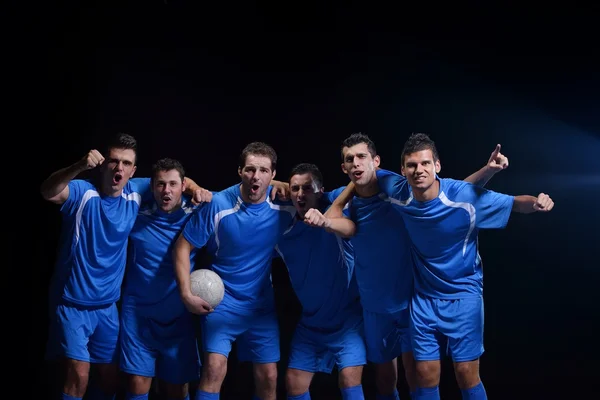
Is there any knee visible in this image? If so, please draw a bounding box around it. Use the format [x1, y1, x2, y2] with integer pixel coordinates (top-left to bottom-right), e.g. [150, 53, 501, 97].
[203, 356, 228, 385]
[454, 361, 480, 389]
[415, 361, 440, 387]
[338, 366, 363, 389]
[64, 362, 90, 397]
[256, 364, 278, 388]
[285, 369, 309, 396]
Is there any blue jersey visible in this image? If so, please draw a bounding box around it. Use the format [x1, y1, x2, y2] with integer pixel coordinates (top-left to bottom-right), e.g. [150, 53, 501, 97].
[275, 189, 360, 331]
[122, 196, 199, 318]
[182, 184, 296, 312]
[50, 178, 151, 307]
[380, 175, 514, 299]
[349, 170, 414, 313]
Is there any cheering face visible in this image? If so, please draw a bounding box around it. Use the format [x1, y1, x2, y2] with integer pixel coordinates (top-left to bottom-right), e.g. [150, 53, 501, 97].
[289, 173, 323, 219]
[238, 154, 275, 204]
[401, 149, 441, 193]
[101, 148, 136, 196]
[153, 169, 186, 213]
[341, 143, 380, 187]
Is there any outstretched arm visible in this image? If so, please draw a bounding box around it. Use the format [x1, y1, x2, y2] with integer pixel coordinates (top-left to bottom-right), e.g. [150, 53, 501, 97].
[464, 144, 509, 187]
[324, 182, 355, 219]
[512, 193, 554, 214]
[303, 208, 356, 238]
[184, 177, 213, 204]
[40, 150, 104, 204]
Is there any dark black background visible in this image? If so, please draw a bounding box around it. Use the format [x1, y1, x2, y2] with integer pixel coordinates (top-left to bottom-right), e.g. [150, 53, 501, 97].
[33, 2, 598, 399]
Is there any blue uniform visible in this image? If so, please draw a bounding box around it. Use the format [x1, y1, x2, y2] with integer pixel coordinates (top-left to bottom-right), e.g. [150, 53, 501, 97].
[379, 174, 514, 362]
[182, 184, 296, 362]
[46, 178, 150, 363]
[119, 197, 201, 384]
[275, 191, 365, 374]
[347, 171, 414, 363]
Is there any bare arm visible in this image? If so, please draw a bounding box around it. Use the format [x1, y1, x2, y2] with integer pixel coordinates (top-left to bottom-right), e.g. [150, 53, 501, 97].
[325, 217, 356, 238]
[184, 177, 213, 204]
[512, 193, 554, 214]
[173, 234, 212, 314]
[40, 150, 104, 204]
[303, 207, 356, 238]
[464, 144, 509, 187]
[324, 182, 355, 219]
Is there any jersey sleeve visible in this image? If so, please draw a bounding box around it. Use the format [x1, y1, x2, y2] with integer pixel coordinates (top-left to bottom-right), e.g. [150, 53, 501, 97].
[376, 169, 407, 200]
[323, 185, 347, 205]
[458, 182, 515, 229]
[60, 179, 89, 216]
[129, 177, 153, 203]
[182, 200, 217, 249]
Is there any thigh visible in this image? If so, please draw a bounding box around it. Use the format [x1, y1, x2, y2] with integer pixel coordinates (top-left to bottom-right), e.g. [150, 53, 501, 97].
[201, 305, 245, 359]
[238, 309, 280, 364]
[363, 308, 408, 364]
[47, 304, 95, 362]
[156, 312, 202, 385]
[89, 303, 120, 364]
[438, 296, 484, 362]
[288, 323, 333, 374]
[410, 294, 445, 362]
[119, 305, 157, 378]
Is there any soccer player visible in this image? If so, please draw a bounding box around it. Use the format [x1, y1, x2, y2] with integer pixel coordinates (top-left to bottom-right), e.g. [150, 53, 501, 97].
[274, 163, 365, 400]
[120, 158, 209, 400]
[377, 133, 552, 399]
[41, 133, 146, 400]
[173, 142, 297, 400]
[321, 133, 506, 400]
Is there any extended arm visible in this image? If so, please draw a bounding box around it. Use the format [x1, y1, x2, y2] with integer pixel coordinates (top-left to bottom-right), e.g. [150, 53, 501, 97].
[512, 193, 554, 214]
[184, 177, 213, 204]
[324, 182, 355, 219]
[303, 207, 356, 237]
[464, 144, 509, 187]
[40, 150, 104, 204]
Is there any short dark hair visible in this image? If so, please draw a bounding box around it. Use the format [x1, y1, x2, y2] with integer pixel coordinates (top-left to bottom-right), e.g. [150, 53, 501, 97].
[401, 133, 440, 165]
[341, 132, 377, 160]
[289, 163, 324, 189]
[151, 158, 185, 183]
[107, 133, 138, 164]
[239, 142, 277, 171]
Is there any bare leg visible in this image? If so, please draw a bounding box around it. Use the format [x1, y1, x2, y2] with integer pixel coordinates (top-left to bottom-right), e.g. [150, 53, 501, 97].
[285, 368, 314, 397]
[253, 362, 278, 400]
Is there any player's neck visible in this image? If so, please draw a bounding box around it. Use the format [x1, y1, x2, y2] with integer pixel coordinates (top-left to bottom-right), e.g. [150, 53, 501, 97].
[99, 181, 122, 198]
[355, 177, 379, 198]
[412, 180, 440, 202]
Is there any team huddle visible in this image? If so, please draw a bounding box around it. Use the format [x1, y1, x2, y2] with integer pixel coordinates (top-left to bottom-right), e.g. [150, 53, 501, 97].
[41, 132, 554, 400]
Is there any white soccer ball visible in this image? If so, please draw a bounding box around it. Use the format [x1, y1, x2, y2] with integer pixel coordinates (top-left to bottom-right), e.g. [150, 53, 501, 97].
[190, 269, 225, 308]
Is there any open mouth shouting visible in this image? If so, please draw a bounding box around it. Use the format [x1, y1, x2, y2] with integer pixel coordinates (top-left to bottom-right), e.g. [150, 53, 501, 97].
[250, 183, 260, 195]
[112, 173, 123, 186]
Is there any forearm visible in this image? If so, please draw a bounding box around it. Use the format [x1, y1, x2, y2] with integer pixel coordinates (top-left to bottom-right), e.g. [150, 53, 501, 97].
[512, 195, 538, 214]
[464, 166, 495, 187]
[324, 182, 355, 219]
[173, 236, 194, 297]
[184, 177, 202, 195]
[40, 161, 86, 200]
[325, 217, 356, 238]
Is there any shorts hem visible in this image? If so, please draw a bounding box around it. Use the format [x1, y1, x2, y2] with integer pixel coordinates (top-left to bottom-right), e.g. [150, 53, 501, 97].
[119, 367, 155, 378]
[451, 352, 484, 363]
[287, 364, 320, 374]
[247, 357, 280, 364]
[413, 354, 441, 362]
[338, 361, 367, 370]
[204, 349, 230, 359]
